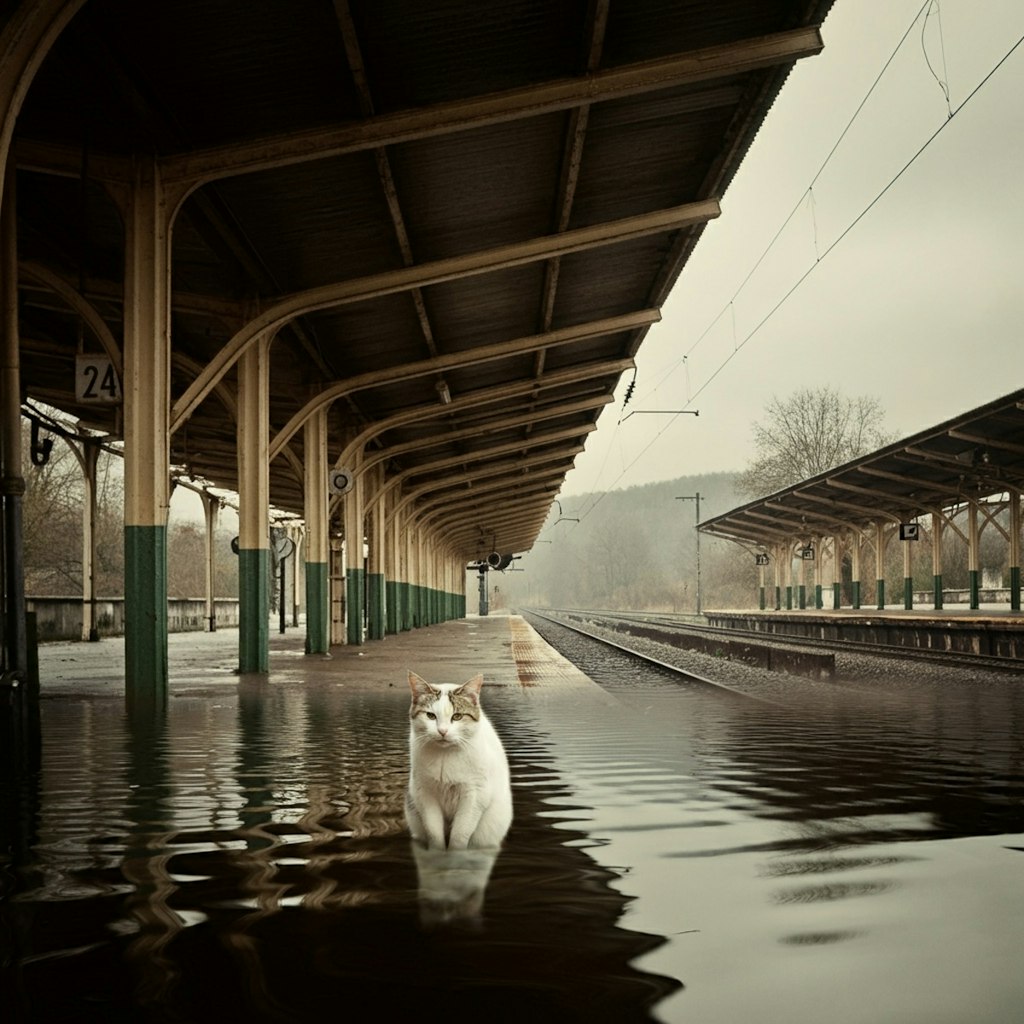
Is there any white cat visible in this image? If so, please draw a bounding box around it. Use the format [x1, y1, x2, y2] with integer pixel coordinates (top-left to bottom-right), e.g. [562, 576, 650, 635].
[405, 671, 512, 851]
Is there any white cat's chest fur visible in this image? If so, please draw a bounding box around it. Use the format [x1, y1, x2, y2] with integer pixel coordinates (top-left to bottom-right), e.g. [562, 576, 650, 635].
[405, 672, 513, 851]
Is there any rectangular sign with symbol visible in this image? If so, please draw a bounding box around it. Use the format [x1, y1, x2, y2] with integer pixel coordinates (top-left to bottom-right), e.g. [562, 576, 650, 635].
[900, 523, 920, 541]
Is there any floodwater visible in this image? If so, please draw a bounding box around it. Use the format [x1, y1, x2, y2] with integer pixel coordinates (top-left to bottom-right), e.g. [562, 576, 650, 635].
[3, 644, 1024, 1023]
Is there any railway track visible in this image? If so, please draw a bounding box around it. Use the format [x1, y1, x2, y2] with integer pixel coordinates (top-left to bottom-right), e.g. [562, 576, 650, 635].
[533, 607, 1024, 677]
[524, 609, 782, 704]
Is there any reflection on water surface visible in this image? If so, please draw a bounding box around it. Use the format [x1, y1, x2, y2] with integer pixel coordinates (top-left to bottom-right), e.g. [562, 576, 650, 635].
[3, 658, 1024, 1023]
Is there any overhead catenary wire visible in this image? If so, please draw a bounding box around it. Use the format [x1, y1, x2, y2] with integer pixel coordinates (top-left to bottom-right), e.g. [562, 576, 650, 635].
[567, 10, 1023, 528]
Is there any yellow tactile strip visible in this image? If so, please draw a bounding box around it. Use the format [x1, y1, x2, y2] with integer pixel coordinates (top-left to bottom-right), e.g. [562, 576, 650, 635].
[507, 615, 596, 689]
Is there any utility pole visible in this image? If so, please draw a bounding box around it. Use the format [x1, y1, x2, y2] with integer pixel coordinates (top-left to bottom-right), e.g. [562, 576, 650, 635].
[676, 493, 702, 616]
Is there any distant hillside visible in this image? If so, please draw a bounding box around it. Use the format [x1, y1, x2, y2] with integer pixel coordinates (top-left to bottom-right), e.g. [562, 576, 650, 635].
[489, 472, 757, 613]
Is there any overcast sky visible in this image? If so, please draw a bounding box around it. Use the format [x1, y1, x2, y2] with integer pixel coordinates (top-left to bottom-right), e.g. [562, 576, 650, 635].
[561, 0, 1024, 500]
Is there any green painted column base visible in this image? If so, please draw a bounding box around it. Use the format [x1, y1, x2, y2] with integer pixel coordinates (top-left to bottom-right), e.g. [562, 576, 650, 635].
[1010, 566, 1020, 612]
[968, 569, 980, 610]
[933, 574, 943, 610]
[758, 586, 766, 610]
[833, 582, 841, 610]
[367, 573, 385, 640]
[386, 581, 399, 634]
[904, 577, 913, 610]
[774, 586, 781, 611]
[797, 585, 806, 610]
[785, 586, 793, 611]
[399, 582, 412, 631]
[876, 580, 885, 610]
[238, 548, 269, 673]
[814, 584, 822, 610]
[124, 524, 169, 708]
[347, 568, 365, 645]
[305, 561, 329, 654]
[852, 581, 861, 609]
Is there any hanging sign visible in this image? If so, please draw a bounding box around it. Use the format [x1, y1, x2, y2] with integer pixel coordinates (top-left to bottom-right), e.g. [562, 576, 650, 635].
[899, 523, 920, 541]
[328, 467, 355, 495]
[755, 553, 770, 566]
[75, 354, 122, 403]
[800, 545, 815, 560]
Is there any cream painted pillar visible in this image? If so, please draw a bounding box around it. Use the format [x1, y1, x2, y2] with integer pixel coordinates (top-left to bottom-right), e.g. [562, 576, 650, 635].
[344, 452, 365, 644]
[236, 333, 271, 672]
[366, 464, 386, 640]
[122, 161, 174, 709]
[303, 408, 329, 653]
[200, 492, 219, 631]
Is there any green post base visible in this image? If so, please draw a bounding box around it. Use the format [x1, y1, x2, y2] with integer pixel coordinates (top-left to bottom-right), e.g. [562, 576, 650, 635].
[1010, 566, 1020, 612]
[876, 579, 885, 611]
[124, 525, 169, 707]
[815, 584, 822, 610]
[852, 580, 861, 610]
[367, 573, 385, 640]
[968, 569, 980, 610]
[386, 581, 399, 634]
[758, 586, 765, 610]
[785, 586, 793, 611]
[797, 585, 806, 610]
[347, 568, 365, 645]
[305, 562, 329, 654]
[238, 548, 269, 673]
[833, 582, 841, 610]
[933, 574, 943, 610]
[904, 577, 913, 610]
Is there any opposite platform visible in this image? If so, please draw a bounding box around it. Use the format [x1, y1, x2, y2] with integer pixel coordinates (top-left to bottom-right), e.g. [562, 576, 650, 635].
[36, 613, 600, 698]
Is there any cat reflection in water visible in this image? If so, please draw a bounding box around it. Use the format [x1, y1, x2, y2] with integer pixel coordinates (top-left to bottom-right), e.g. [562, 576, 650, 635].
[406, 671, 512, 928]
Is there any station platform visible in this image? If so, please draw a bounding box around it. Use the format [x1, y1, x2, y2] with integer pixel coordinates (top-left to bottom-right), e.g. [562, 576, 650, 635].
[35, 613, 601, 699]
[705, 606, 1024, 659]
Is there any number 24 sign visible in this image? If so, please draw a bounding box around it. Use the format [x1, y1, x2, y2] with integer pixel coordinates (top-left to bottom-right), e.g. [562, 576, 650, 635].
[76, 355, 122, 404]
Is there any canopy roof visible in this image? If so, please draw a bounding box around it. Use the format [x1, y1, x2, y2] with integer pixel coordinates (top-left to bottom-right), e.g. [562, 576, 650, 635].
[701, 388, 1024, 546]
[13, 0, 833, 558]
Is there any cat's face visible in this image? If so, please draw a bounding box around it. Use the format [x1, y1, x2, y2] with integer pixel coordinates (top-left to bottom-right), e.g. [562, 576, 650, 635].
[408, 671, 483, 747]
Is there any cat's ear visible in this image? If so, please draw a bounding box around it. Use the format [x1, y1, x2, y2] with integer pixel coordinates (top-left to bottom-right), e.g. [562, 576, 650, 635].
[458, 674, 484, 704]
[408, 671, 433, 697]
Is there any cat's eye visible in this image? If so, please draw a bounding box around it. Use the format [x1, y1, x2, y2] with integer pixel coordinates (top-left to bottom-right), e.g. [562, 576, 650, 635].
[452, 713, 463, 721]
[425, 712, 436, 720]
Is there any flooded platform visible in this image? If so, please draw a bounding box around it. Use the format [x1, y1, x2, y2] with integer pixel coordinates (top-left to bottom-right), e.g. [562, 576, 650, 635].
[35, 612, 600, 699]
[7, 613, 1024, 1023]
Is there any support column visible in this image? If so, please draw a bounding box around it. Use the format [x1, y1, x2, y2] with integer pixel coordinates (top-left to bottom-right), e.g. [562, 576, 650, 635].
[366, 465, 386, 640]
[773, 544, 782, 610]
[345, 456, 364, 645]
[303, 409, 329, 653]
[1, 161, 28, 682]
[385, 492, 400, 635]
[831, 533, 842, 610]
[402, 517, 415, 630]
[874, 522, 886, 610]
[123, 162, 173, 709]
[236, 334, 271, 673]
[1010, 493, 1021, 612]
[850, 529, 862, 610]
[967, 500, 980, 610]
[200, 492, 219, 631]
[903, 525, 914, 610]
[931, 514, 944, 610]
[72, 435, 101, 641]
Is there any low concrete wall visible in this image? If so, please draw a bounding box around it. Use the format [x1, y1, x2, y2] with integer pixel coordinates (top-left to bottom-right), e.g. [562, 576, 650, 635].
[27, 596, 241, 642]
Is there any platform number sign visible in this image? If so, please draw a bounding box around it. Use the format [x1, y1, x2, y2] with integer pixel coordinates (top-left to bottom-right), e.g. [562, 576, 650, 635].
[75, 355, 122, 404]
[900, 523, 920, 541]
[755, 553, 770, 566]
[800, 545, 815, 560]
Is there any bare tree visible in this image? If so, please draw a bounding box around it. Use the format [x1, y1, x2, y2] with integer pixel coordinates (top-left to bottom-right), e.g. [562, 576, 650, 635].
[736, 387, 894, 498]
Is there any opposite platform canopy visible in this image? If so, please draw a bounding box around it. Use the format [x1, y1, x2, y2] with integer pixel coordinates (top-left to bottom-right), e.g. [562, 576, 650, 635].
[700, 387, 1024, 547]
[12, 0, 832, 559]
